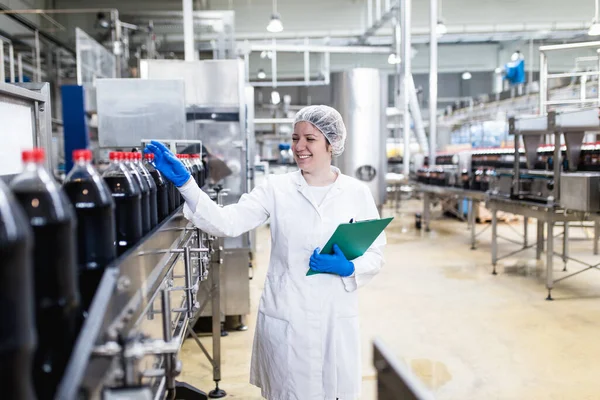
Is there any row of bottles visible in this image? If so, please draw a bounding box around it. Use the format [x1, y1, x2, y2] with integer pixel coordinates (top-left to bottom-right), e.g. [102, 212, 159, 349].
[0, 148, 186, 400]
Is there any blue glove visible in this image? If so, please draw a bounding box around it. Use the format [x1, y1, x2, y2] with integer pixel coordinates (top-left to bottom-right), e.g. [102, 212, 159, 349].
[143, 140, 191, 187]
[309, 244, 355, 277]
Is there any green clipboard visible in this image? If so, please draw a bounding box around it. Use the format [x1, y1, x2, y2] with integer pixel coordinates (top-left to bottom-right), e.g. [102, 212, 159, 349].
[307, 217, 394, 276]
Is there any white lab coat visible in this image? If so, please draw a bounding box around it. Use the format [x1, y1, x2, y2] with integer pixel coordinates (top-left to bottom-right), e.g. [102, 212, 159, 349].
[180, 166, 385, 400]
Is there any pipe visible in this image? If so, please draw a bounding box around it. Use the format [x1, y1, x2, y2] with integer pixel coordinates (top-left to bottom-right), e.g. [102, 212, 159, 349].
[183, 0, 195, 61]
[8, 43, 14, 83]
[271, 37, 277, 88]
[407, 75, 429, 153]
[402, 0, 412, 177]
[539, 51, 547, 114]
[367, 0, 373, 28]
[0, 41, 4, 84]
[34, 30, 41, 82]
[429, 0, 438, 165]
[17, 53, 23, 82]
[539, 41, 600, 51]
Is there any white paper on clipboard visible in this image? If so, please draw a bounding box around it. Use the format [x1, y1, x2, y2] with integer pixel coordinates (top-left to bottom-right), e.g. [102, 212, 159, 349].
[0, 102, 34, 176]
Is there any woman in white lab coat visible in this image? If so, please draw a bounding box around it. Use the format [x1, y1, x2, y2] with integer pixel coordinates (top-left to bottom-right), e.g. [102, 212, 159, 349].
[145, 105, 386, 400]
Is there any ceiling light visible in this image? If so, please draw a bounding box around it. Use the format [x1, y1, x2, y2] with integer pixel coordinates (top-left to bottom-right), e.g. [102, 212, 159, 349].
[435, 21, 447, 37]
[589, 21, 600, 36]
[271, 91, 281, 105]
[257, 69, 266, 79]
[462, 71, 472, 80]
[388, 53, 401, 64]
[267, 14, 283, 33]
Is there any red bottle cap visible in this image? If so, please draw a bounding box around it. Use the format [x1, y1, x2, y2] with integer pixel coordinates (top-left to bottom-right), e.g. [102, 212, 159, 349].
[176, 154, 182, 159]
[135, 152, 142, 160]
[145, 153, 155, 160]
[22, 148, 45, 163]
[191, 154, 200, 159]
[73, 149, 92, 162]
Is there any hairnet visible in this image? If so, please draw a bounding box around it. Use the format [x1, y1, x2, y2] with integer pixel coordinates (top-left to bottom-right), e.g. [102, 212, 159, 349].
[293, 105, 347, 156]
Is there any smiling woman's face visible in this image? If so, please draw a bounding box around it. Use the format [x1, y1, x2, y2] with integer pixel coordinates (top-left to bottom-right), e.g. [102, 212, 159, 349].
[292, 122, 332, 173]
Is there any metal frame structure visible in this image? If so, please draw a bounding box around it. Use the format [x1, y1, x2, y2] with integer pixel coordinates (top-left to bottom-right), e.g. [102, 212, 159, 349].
[486, 195, 600, 300]
[539, 41, 600, 113]
[415, 183, 487, 250]
[56, 209, 226, 399]
[489, 107, 600, 300]
[0, 82, 53, 174]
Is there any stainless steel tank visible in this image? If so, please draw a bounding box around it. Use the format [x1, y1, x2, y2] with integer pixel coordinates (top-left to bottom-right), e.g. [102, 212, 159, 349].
[332, 69, 388, 208]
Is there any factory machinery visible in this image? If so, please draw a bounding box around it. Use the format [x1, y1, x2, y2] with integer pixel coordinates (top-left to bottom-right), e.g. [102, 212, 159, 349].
[0, 58, 248, 398]
[412, 107, 600, 299]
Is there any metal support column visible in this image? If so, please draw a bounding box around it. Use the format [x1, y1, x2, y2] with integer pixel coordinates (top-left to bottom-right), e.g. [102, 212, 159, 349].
[183, 0, 195, 61]
[429, 0, 438, 166]
[553, 132, 561, 200]
[492, 208, 498, 275]
[161, 288, 175, 398]
[8, 43, 15, 83]
[594, 220, 599, 255]
[401, 0, 411, 177]
[546, 221, 554, 300]
[523, 217, 528, 248]
[536, 220, 544, 260]
[34, 30, 41, 82]
[469, 199, 477, 250]
[17, 53, 23, 82]
[0, 40, 5, 83]
[562, 222, 568, 271]
[423, 193, 431, 232]
[209, 239, 226, 398]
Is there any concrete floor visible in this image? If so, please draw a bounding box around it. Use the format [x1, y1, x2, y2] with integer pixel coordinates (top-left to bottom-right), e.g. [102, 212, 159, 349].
[179, 199, 600, 399]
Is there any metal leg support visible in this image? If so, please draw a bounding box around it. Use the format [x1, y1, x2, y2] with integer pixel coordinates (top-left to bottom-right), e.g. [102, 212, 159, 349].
[523, 216, 528, 248]
[423, 193, 431, 232]
[546, 221, 554, 301]
[209, 241, 226, 399]
[469, 199, 477, 250]
[562, 222, 569, 272]
[536, 220, 544, 261]
[492, 208, 498, 275]
[161, 288, 176, 400]
[595, 221, 599, 256]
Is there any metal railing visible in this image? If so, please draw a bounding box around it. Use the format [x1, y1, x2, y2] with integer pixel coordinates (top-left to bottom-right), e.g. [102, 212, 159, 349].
[539, 41, 600, 113]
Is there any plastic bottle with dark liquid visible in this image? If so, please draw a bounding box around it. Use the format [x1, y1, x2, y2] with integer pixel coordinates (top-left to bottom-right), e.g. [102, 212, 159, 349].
[132, 152, 158, 228]
[124, 152, 151, 234]
[63, 149, 117, 313]
[10, 148, 80, 400]
[144, 153, 169, 222]
[103, 152, 143, 255]
[0, 179, 36, 400]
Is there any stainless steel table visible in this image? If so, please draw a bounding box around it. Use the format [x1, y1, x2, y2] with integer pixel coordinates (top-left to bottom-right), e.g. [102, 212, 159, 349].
[414, 183, 487, 250]
[487, 195, 600, 300]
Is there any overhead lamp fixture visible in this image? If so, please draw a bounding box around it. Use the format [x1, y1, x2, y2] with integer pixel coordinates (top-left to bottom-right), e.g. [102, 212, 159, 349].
[266, 0, 283, 33]
[462, 71, 472, 80]
[267, 14, 283, 33]
[388, 53, 401, 64]
[257, 69, 266, 79]
[435, 21, 447, 37]
[271, 91, 281, 105]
